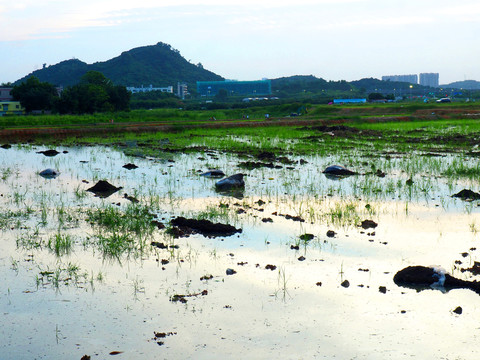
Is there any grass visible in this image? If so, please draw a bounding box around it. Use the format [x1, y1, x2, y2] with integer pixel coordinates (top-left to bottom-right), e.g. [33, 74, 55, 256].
[47, 233, 73, 257]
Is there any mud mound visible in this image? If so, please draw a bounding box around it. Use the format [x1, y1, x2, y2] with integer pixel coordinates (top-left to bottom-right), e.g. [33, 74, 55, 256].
[452, 189, 480, 200]
[170, 216, 242, 238]
[87, 180, 122, 198]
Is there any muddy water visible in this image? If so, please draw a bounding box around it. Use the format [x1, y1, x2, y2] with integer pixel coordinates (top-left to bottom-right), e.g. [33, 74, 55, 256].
[1, 145, 480, 359]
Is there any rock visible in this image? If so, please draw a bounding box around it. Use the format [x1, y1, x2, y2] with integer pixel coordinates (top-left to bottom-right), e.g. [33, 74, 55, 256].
[123, 163, 138, 170]
[298, 256, 306, 261]
[326, 230, 336, 238]
[86, 180, 122, 198]
[123, 193, 139, 203]
[215, 173, 245, 191]
[170, 216, 242, 238]
[406, 178, 414, 186]
[394, 265, 480, 294]
[200, 169, 225, 178]
[265, 264, 277, 271]
[452, 189, 480, 200]
[39, 168, 60, 179]
[360, 219, 378, 229]
[341, 280, 350, 288]
[238, 161, 276, 170]
[461, 261, 480, 275]
[379, 286, 387, 294]
[151, 241, 167, 249]
[453, 306, 463, 315]
[226, 268, 237, 275]
[37, 149, 60, 157]
[375, 169, 386, 177]
[0, 144, 11, 149]
[299, 233, 314, 241]
[322, 165, 357, 178]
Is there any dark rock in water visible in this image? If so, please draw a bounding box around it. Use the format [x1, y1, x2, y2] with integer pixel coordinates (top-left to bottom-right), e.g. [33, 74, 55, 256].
[238, 161, 276, 170]
[341, 280, 350, 288]
[379, 286, 387, 294]
[453, 306, 463, 315]
[87, 180, 122, 198]
[461, 261, 480, 275]
[151, 220, 165, 230]
[37, 149, 60, 157]
[452, 189, 480, 200]
[299, 233, 314, 241]
[326, 230, 336, 238]
[151, 241, 167, 249]
[215, 173, 245, 191]
[170, 216, 242, 238]
[39, 168, 60, 179]
[226, 268, 237, 275]
[1, 144, 11, 149]
[360, 219, 378, 229]
[123, 163, 138, 170]
[256, 151, 276, 161]
[393, 265, 480, 294]
[200, 169, 225, 178]
[323, 165, 357, 179]
[123, 193, 139, 203]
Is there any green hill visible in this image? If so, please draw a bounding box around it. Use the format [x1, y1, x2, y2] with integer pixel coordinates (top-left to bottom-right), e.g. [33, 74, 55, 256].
[442, 80, 480, 90]
[15, 42, 223, 89]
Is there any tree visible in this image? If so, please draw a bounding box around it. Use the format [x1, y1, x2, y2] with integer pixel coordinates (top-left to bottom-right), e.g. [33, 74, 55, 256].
[215, 89, 228, 101]
[57, 71, 130, 114]
[368, 92, 385, 101]
[11, 76, 58, 112]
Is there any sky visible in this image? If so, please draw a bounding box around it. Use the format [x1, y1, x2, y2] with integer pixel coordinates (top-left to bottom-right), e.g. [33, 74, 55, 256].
[1, 0, 479, 85]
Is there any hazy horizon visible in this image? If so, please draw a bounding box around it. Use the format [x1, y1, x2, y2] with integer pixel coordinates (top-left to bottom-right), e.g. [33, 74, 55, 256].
[1, 0, 479, 85]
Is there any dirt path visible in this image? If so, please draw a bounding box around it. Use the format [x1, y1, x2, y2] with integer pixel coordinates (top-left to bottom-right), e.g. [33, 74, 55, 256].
[0, 117, 339, 142]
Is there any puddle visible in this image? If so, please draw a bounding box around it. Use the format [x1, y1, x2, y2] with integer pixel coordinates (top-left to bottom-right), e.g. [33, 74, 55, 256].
[1, 145, 480, 359]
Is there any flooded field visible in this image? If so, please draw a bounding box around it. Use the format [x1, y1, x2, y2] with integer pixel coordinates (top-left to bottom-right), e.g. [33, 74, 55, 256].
[1, 142, 480, 359]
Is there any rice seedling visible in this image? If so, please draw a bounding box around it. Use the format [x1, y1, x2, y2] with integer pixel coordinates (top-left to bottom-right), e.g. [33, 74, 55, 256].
[47, 233, 73, 257]
[275, 267, 290, 302]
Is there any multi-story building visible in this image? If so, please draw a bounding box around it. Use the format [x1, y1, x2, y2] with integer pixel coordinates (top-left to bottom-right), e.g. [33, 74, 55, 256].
[177, 83, 188, 99]
[419, 73, 439, 88]
[382, 74, 418, 84]
[0, 87, 13, 101]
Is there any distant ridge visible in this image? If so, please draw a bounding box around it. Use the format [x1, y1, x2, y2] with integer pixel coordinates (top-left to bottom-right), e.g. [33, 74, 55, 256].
[15, 42, 224, 88]
[441, 80, 480, 90]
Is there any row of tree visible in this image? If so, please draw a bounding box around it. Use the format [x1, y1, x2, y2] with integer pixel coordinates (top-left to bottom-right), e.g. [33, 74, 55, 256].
[11, 71, 130, 114]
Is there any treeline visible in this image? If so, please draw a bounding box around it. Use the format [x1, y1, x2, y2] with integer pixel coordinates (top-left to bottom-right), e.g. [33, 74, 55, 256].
[11, 71, 130, 114]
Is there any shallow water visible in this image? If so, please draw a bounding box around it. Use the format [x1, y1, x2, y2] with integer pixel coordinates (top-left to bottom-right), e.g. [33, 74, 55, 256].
[1, 144, 480, 359]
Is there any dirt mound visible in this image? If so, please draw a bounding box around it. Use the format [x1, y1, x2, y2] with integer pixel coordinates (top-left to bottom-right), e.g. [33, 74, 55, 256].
[170, 216, 242, 238]
[452, 189, 480, 200]
[87, 180, 122, 198]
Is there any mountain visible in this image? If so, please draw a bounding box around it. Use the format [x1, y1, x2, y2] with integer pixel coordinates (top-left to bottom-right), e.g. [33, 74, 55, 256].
[15, 42, 224, 88]
[441, 80, 480, 90]
[271, 75, 353, 95]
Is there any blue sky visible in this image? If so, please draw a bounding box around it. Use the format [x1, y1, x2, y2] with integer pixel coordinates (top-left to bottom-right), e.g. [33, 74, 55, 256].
[1, 0, 479, 85]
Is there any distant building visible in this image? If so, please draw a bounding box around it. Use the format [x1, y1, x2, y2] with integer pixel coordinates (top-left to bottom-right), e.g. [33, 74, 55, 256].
[0, 88, 13, 101]
[177, 82, 188, 99]
[419, 73, 439, 88]
[382, 74, 418, 84]
[0, 101, 24, 116]
[333, 99, 367, 104]
[126, 84, 173, 94]
[197, 80, 272, 97]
